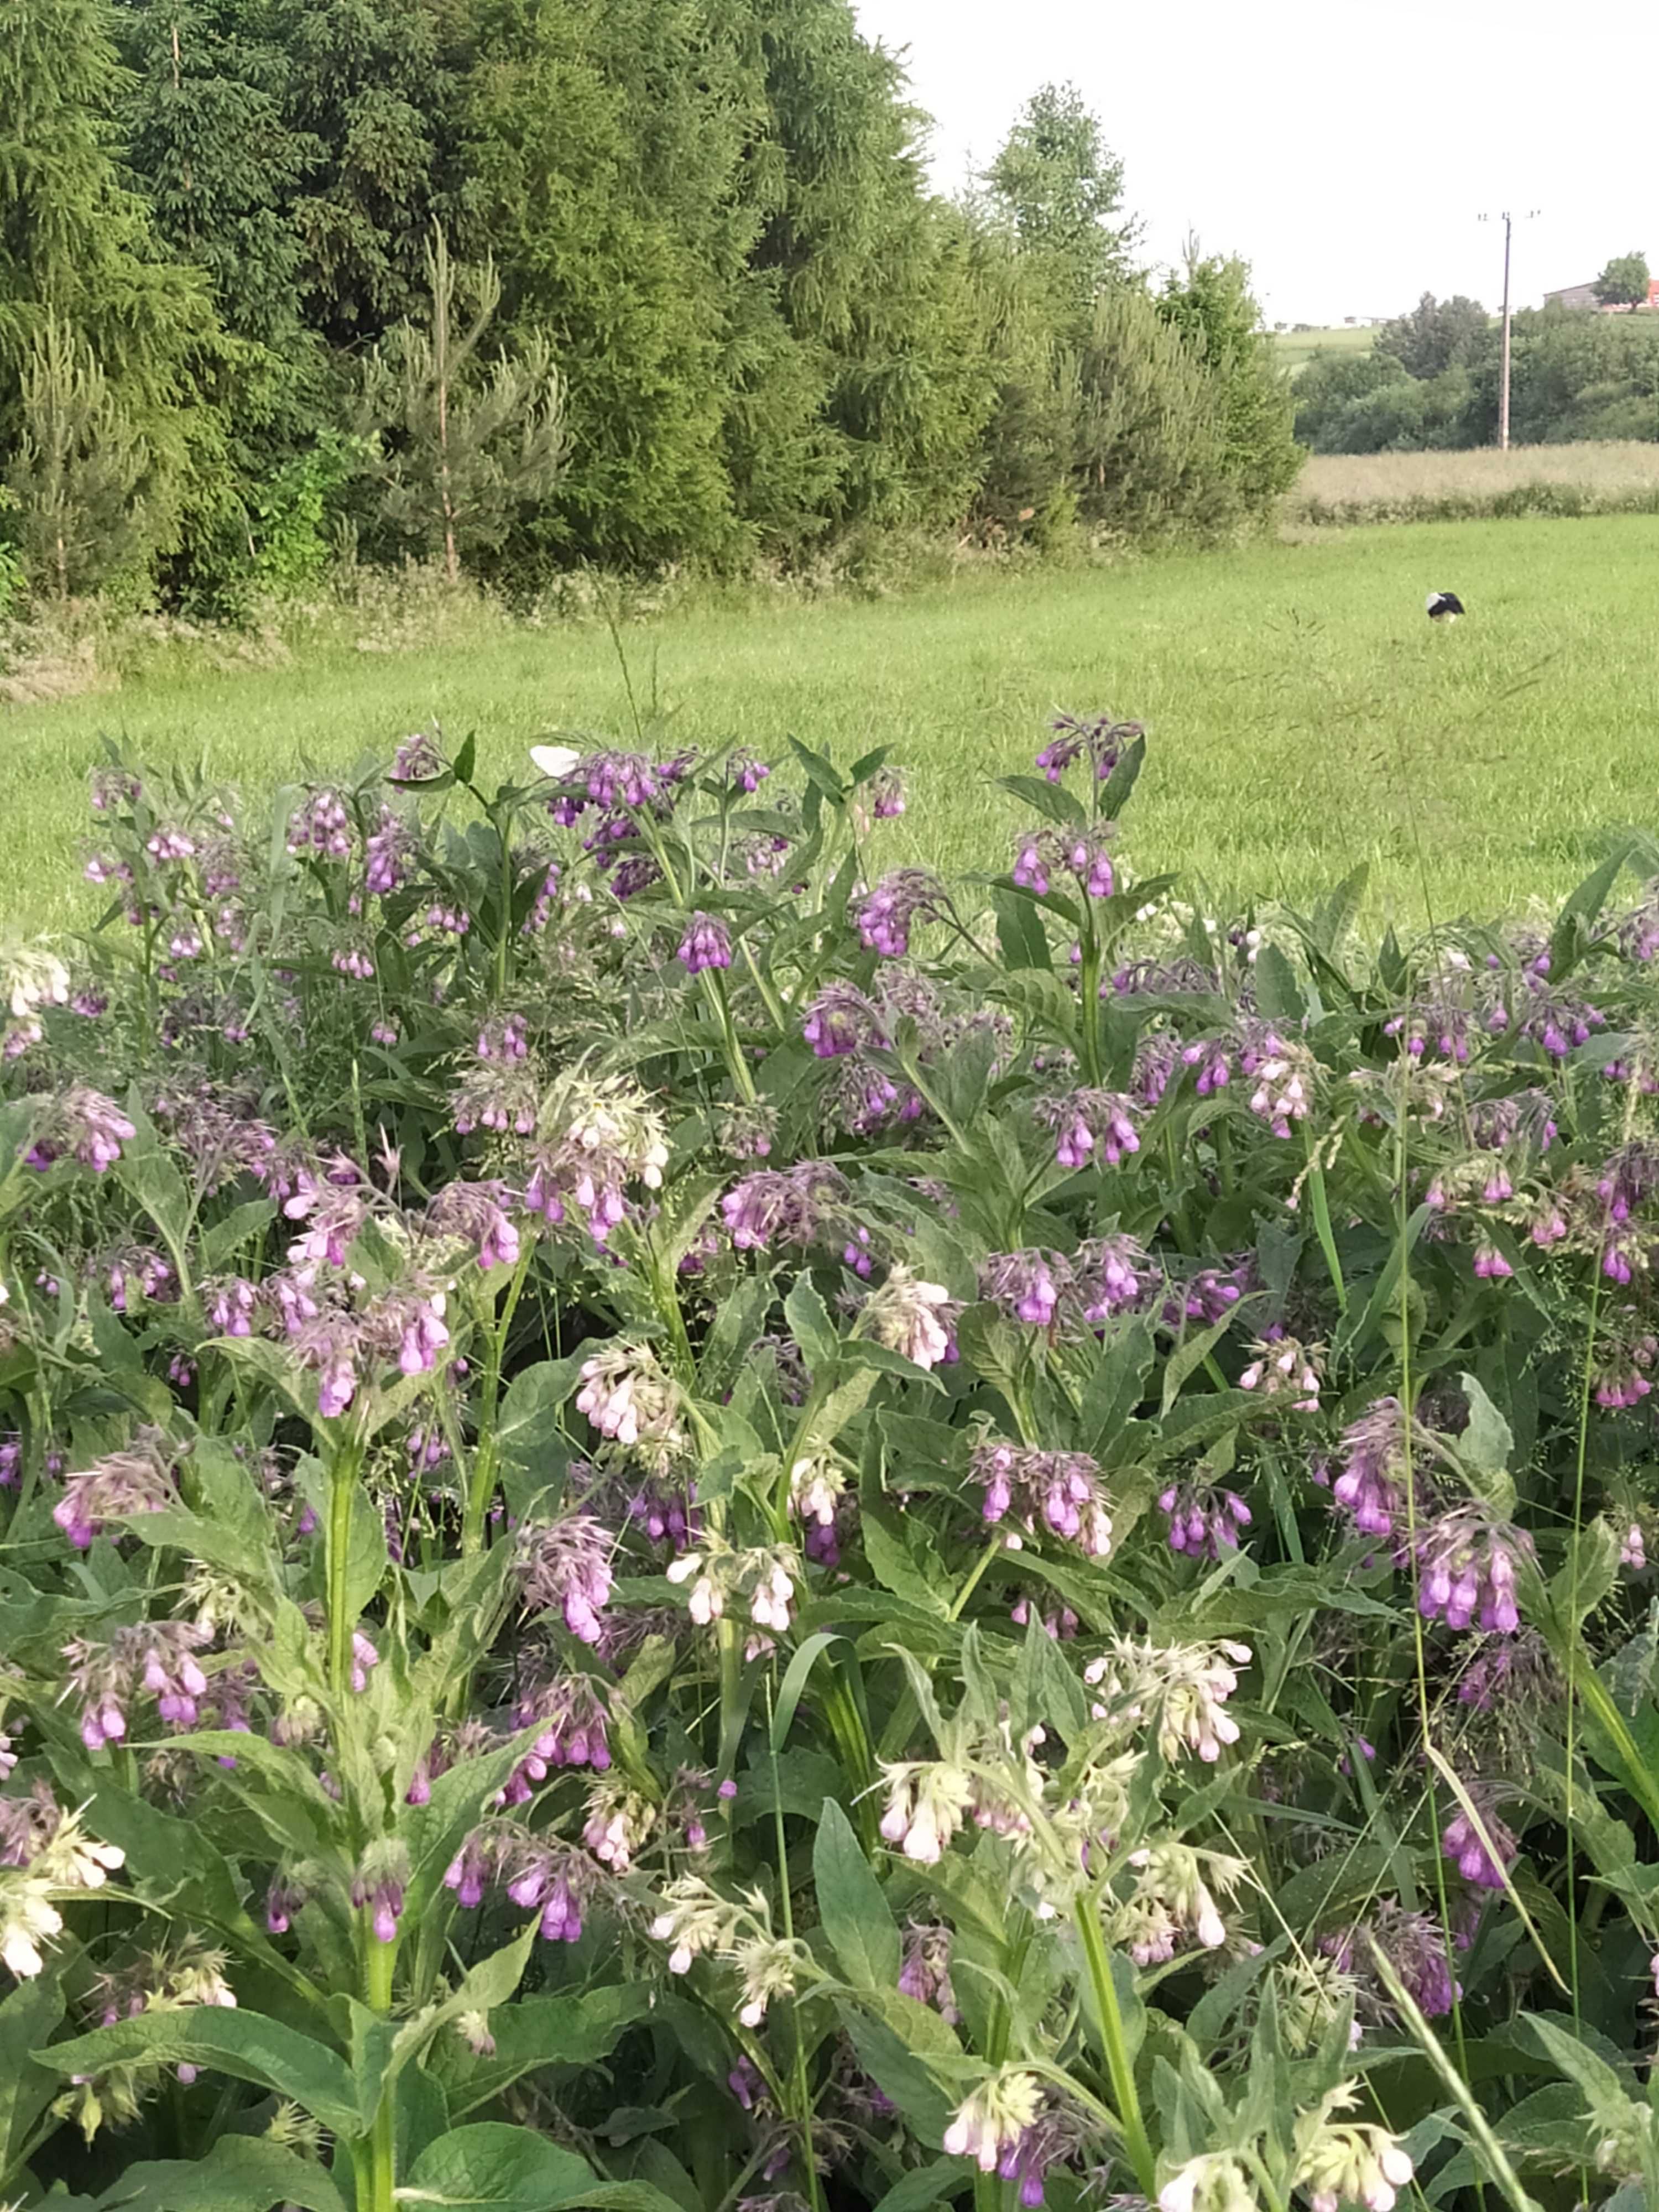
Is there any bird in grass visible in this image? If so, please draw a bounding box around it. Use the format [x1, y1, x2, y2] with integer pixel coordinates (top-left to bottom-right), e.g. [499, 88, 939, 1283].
[1426, 591, 1465, 622]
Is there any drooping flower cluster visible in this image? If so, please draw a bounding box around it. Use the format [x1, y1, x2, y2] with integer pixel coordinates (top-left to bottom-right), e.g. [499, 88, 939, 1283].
[1113, 1840, 1246, 1961]
[1159, 1480, 1251, 1561]
[1, 1802, 125, 1978]
[1238, 1331, 1322, 1411]
[855, 869, 951, 958]
[64, 1624, 215, 1749]
[971, 1441, 1113, 1557]
[1410, 1504, 1532, 1633]
[54, 1430, 182, 1550]
[1011, 826, 1115, 900]
[1442, 1790, 1519, 1890]
[575, 1344, 686, 1465]
[1036, 1087, 1140, 1170]
[25, 1086, 136, 1175]
[1083, 1637, 1251, 1764]
[522, 1076, 670, 1245]
[859, 1266, 959, 1369]
[1035, 712, 1139, 783]
[515, 1516, 616, 1645]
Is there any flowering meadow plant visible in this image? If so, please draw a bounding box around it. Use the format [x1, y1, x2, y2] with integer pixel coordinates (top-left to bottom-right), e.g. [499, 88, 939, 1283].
[1, 713, 1658, 2210]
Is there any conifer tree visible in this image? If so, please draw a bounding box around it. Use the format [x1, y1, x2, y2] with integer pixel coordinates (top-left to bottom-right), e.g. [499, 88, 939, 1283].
[360, 225, 563, 581]
[6, 317, 149, 596]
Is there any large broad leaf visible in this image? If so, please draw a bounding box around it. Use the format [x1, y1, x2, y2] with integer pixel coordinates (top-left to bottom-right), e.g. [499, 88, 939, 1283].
[95, 2135, 347, 2212]
[404, 2124, 685, 2211]
[35, 2009, 359, 2137]
[834, 1999, 960, 2140]
[870, 2158, 974, 2212]
[813, 1798, 900, 1988]
[0, 1964, 65, 2176]
[496, 1357, 586, 1500]
[432, 1985, 657, 2118]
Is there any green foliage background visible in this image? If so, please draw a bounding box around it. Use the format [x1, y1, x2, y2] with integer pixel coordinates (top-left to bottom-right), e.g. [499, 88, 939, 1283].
[0, 0, 1297, 606]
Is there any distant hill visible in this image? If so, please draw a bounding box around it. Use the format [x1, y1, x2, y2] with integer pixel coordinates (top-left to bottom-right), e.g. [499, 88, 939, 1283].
[1272, 325, 1377, 377]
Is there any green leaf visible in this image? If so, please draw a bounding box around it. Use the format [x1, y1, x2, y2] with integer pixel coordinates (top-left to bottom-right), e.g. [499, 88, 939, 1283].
[1160, 1311, 1239, 1417]
[994, 773, 1087, 830]
[1551, 838, 1633, 973]
[1311, 863, 1369, 956]
[0, 1963, 65, 2173]
[1251, 943, 1305, 1023]
[36, 2010, 359, 2137]
[404, 2123, 687, 2212]
[1096, 732, 1146, 819]
[870, 2158, 974, 2212]
[96, 2135, 347, 2212]
[200, 1197, 278, 1273]
[814, 1798, 900, 1987]
[784, 1276, 842, 1375]
[835, 1999, 959, 2138]
[1079, 1319, 1155, 1461]
[388, 1923, 539, 2091]
[495, 1357, 585, 1497]
[434, 1986, 656, 2119]
[1457, 1373, 1514, 1481]
[991, 885, 1051, 971]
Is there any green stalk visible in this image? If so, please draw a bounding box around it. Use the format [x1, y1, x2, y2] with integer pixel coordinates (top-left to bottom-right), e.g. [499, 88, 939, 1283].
[363, 1936, 397, 2212]
[766, 1676, 824, 2212]
[1073, 1890, 1156, 2199]
[463, 1250, 531, 1557]
[1305, 1141, 1347, 1316]
[325, 1440, 365, 1701]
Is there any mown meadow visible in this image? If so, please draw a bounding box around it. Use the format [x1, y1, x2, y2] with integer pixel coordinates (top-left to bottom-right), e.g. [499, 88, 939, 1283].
[6, 511, 1659, 932]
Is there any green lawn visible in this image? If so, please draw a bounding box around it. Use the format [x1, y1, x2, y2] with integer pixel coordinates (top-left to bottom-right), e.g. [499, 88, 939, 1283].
[6, 513, 1659, 934]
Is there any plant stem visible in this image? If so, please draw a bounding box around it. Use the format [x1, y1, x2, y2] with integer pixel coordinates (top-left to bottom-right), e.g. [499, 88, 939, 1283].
[463, 1250, 530, 1557]
[325, 1440, 364, 1701]
[1073, 1888, 1156, 2199]
[766, 1676, 824, 2212]
[363, 1936, 397, 2212]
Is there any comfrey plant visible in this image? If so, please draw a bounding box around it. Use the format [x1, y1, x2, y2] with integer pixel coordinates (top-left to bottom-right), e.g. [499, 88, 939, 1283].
[1, 717, 1659, 2211]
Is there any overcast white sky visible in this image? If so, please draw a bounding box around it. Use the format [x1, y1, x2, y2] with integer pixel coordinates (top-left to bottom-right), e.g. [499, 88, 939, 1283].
[852, 0, 1655, 326]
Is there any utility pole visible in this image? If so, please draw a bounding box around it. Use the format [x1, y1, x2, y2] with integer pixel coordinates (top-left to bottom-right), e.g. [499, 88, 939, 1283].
[1479, 209, 1539, 450]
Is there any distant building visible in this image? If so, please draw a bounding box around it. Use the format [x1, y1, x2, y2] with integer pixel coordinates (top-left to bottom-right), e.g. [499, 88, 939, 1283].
[1542, 277, 1659, 311]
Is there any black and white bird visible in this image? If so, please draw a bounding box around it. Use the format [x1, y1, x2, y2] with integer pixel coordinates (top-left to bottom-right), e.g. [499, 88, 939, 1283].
[1426, 590, 1465, 622]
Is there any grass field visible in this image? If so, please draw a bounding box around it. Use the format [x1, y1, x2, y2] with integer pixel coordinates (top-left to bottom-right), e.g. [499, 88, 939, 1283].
[6, 512, 1659, 935]
[1272, 323, 1377, 375]
[1285, 441, 1659, 526]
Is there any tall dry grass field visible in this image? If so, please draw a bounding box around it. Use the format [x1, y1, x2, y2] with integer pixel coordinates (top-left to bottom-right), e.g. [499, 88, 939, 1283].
[1285, 440, 1659, 525]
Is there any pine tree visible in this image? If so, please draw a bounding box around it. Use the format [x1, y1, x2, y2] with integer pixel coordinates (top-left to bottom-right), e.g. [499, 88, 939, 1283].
[361, 225, 563, 580]
[6, 317, 149, 596]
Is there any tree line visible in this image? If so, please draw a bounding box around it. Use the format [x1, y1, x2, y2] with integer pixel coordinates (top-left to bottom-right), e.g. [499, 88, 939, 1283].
[1296, 283, 1659, 453]
[0, 0, 1300, 613]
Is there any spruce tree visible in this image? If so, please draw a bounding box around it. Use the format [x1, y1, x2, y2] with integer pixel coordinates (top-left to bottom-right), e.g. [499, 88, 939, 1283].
[361, 225, 563, 580]
[0, 0, 210, 402]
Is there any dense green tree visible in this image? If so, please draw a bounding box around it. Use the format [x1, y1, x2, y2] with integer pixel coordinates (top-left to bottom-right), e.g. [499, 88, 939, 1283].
[270, 0, 469, 348]
[1374, 291, 1489, 380]
[0, 0, 210, 399]
[981, 81, 1138, 324]
[1156, 248, 1299, 509]
[112, 0, 311, 351]
[1593, 251, 1650, 309]
[455, 0, 749, 564]
[361, 226, 564, 579]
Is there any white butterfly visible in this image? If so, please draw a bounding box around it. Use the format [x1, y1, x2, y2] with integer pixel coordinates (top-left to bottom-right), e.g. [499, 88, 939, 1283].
[529, 744, 582, 780]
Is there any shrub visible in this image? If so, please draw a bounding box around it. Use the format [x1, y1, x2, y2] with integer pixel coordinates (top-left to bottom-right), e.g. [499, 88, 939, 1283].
[2, 709, 1659, 2209]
